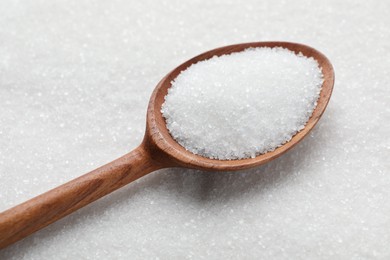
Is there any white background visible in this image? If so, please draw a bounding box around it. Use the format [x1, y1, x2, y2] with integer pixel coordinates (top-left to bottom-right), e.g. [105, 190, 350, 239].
[0, 0, 389, 259]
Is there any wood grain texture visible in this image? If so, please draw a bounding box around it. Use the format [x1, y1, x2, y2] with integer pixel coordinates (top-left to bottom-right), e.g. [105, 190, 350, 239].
[0, 41, 334, 249]
[0, 144, 163, 249]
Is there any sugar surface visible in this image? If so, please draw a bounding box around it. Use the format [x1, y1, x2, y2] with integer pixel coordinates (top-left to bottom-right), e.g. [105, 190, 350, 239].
[162, 47, 323, 159]
[1, 0, 390, 259]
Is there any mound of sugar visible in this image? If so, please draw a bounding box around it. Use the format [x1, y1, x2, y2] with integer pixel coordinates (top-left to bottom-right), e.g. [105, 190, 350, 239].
[161, 47, 324, 160]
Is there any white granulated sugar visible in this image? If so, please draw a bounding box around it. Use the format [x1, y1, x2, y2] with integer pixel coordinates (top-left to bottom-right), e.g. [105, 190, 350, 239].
[1, 0, 390, 259]
[161, 47, 323, 160]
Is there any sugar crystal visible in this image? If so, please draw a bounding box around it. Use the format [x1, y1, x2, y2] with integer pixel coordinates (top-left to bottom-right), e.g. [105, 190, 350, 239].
[161, 47, 324, 160]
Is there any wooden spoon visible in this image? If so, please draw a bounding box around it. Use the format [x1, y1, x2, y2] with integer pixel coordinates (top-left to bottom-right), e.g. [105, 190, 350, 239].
[0, 41, 334, 248]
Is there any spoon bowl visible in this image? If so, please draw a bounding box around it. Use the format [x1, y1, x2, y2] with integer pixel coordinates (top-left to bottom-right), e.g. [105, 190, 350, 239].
[0, 41, 334, 248]
[146, 41, 334, 171]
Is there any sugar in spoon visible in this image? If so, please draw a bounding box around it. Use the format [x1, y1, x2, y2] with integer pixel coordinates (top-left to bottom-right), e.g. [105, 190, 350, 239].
[0, 41, 334, 248]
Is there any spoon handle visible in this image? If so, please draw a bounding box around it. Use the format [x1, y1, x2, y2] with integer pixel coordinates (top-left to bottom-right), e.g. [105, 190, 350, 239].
[0, 144, 162, 249]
